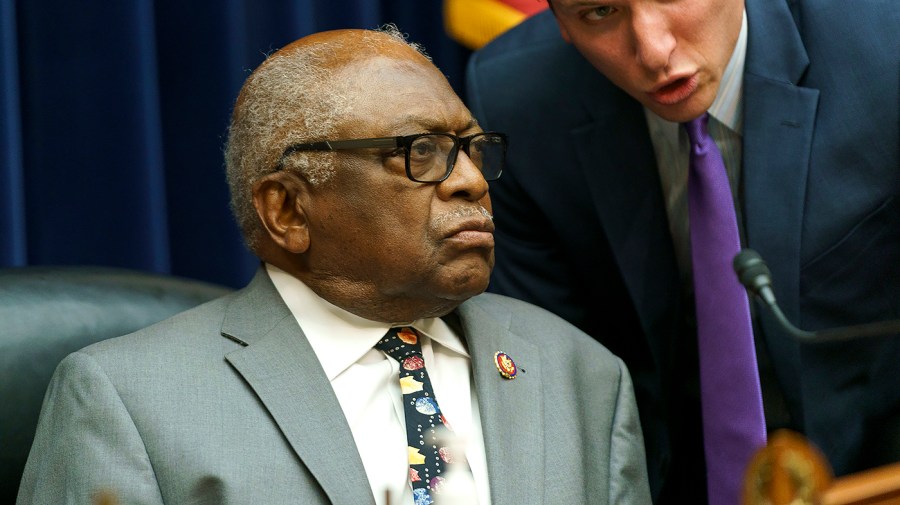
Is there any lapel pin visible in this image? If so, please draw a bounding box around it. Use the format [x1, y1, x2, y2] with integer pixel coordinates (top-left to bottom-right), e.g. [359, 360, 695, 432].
[494, 351, 518, 380]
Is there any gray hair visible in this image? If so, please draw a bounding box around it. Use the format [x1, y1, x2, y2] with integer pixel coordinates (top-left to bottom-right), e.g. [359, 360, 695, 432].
[224, 24, 427, 250]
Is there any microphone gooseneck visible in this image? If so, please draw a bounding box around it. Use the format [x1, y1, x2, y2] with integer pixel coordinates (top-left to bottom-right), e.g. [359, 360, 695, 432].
[732, 249, 816, 340]
[733, 249, 900, 342]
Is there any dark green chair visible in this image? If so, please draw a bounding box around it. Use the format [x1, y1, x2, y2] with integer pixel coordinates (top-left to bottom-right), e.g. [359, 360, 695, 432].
[0, 267, 232, 503]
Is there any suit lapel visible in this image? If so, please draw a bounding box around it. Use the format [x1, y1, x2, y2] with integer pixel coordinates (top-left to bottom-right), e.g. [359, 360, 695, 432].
[743, 1, 819, 370]
[571, 84, 683, 369]
[743, 0, 818, 325]
[221, 269, 375, 505]
[739, 0, 818, 409]
[456, 300, 544, 505]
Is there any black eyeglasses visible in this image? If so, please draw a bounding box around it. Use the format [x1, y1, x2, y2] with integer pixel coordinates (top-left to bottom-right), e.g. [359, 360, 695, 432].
[278, 132, 507, 183]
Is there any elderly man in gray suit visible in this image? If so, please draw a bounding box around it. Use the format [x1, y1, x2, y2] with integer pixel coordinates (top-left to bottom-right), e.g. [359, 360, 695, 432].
[17, 27, 650, 505]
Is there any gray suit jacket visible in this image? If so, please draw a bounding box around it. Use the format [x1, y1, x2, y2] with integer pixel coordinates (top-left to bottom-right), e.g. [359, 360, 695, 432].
[18, 269, 650, 504]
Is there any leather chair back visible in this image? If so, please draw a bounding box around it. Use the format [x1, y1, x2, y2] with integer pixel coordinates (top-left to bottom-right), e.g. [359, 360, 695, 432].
[0, 266, 232, 502]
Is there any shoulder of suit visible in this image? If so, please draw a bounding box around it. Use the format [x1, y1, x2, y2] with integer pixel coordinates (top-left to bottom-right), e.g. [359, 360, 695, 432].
[464, 293, 620, 362]
[78, 293, 235, 359]
[472, 10, 574, 65]
[467, 11, 619, 119]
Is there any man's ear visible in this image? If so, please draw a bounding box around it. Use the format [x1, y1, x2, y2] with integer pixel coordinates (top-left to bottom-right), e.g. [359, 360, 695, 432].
[552, 10, 573, 44]
[558, 24, 572, 44]
[252, 172, 310, 254]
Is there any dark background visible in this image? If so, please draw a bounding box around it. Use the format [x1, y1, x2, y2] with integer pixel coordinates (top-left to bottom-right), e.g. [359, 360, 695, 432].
[1, 0, 473, 288]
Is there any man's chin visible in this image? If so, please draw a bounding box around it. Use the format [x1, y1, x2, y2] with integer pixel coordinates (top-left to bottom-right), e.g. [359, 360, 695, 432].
[642, 86, 716, 123]
[440, 268, 492, 301]
[426, 277, 491, 318]
[449, 277, 491, 300]
[646, 100, 711, 123]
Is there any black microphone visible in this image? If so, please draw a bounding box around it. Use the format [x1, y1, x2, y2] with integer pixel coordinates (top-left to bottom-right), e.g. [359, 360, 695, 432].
[733, 249, 900, 342]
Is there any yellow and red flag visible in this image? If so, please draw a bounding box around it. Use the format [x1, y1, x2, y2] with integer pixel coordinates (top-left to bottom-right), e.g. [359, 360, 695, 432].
[444, 0, 549, 50]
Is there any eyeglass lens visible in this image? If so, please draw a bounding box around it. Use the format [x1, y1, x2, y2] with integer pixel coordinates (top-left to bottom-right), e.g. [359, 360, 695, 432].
[408, 134, 504, 182]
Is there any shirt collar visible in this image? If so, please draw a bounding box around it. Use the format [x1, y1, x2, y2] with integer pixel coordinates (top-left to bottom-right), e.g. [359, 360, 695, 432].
[265, 264, 469, 381]
[708, 7, 747, 134]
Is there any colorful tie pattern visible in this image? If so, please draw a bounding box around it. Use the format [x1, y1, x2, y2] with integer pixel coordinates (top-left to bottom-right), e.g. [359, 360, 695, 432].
[685, 113, 767, 505]
[375, 327, 457, 505]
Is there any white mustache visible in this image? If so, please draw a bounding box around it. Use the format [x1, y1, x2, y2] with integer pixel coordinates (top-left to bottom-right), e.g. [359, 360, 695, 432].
[436, 206, 494, 226]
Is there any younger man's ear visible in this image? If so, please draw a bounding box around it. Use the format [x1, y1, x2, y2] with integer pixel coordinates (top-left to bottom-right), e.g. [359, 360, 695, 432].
[557, 23, 572, 44]
[549, 5, 573, 44]
[252, 172, 310, 254]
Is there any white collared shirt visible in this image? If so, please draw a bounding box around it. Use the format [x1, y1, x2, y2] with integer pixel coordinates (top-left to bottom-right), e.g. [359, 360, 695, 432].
[644, 9, 748, 284]
[266, 264, 491, 505]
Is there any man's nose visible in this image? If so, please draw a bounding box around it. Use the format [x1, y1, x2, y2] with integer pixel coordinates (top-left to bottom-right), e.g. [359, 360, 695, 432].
[436, 150, 489, 202]
[631, 7, 676, 72]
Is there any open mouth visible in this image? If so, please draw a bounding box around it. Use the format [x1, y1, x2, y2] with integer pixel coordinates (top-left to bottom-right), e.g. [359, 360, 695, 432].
[649, 74, 699, 106]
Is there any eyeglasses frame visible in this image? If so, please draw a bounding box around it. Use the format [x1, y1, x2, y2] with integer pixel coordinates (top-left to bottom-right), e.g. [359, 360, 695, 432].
[277, 131, 507, 183]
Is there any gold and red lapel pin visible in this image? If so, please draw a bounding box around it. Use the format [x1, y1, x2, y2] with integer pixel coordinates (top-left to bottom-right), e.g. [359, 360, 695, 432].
[493, 351, 517, 379]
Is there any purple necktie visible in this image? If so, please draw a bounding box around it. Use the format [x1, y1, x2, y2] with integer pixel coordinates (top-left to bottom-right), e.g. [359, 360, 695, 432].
[685, 113, 766, 505]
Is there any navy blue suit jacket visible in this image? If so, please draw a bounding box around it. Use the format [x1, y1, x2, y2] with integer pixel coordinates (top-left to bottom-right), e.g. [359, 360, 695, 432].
[467, 1, 899, 502]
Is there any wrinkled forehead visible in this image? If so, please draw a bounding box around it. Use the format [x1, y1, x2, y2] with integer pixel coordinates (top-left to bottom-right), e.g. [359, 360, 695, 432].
[334, 55, 473, 137]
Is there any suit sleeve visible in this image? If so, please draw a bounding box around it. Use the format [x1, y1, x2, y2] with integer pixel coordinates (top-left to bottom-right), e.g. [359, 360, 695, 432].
[608, 358, 652, 504]
[17, 352, 164, 505]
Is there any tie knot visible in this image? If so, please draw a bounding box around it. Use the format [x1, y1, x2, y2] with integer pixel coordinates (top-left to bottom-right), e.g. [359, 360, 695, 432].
[682, 112, 711, 146]
[375, 326, 424, 363]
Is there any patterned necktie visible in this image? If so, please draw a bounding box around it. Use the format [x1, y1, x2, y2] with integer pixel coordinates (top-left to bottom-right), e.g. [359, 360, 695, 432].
[375, 326, 461, 505]
[685, 113, 766, 505]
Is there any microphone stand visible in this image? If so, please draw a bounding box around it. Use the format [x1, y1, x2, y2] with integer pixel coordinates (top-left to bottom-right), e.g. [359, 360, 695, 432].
[733, 249, 900, 342]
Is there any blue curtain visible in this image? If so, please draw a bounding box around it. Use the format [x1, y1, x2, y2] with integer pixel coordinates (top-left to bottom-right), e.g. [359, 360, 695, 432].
[0, 0, 471, 288]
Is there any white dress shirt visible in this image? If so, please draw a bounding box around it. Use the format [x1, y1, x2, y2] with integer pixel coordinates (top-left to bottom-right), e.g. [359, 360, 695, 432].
[644, 9, 748, 285]
[266, 264, 491, 505]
